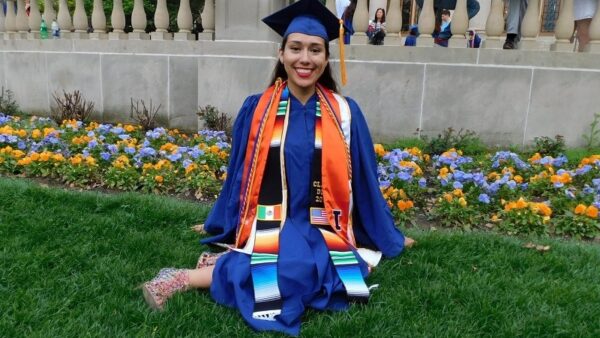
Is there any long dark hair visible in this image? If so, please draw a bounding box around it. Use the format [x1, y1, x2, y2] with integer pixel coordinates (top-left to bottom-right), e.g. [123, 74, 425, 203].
[374, 8, 386, 23]
[269, 36, 339, 93]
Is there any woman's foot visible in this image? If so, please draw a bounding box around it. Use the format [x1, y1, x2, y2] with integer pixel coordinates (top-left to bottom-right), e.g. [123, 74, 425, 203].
[142, 268, 190, 310]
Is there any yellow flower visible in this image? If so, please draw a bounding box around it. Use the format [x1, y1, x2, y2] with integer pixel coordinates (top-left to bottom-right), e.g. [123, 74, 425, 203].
[373, 144, 386, 157]
[154, 175, 164, 183]
[585, 205, 598, 219]
[30, 152, 40, 161]
[124, 124, 136, 132]
[210, 145, 220, 154]
[11, 150, 25, 159]
[574, 204, 587, 215]
[85, 156, 97, 166]
[443, 193, 453, 203]
[513, 175, 523, 184]
[438, 167, 449, 179]
[52, 154, 65, 162]
[17, 129, 27, 138]
[17, 157, 32, 166]
[452, 189, 463, 197]
[70, 156, 83, 165]
[39, 152, 51, 162]
[491, 214, 501, 223]
[458, 197, 467, 207]
[516, 197, 528, 209]
[185, 163, 198, 175]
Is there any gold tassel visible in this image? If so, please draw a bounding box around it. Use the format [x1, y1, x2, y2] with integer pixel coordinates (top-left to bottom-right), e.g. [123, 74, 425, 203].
[339, 19, 347, 86]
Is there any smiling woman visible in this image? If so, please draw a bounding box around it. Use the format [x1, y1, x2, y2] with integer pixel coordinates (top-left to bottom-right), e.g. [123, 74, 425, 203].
[141, 0, 413, 335]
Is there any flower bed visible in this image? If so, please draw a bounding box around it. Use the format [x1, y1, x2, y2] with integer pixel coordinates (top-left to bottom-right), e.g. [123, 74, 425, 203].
[1, 114, 599, 239]
[0, 114, 229, 200]
[376, 145, 600, 239]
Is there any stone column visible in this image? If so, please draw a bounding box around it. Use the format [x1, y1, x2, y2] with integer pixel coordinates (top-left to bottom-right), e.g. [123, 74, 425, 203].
[352, 0, 369, 44]
[449, 0, 468, 47]
[0, 2, 5, 40]
[151, 0, 172, 40]
[130, 0, 149, 40]
[417, 0, 435, 46]
[43, 0, 56, 24]
[58, 0, 73, 38]
[90, 0, 107, 39]
[109, 0, 126, 39]
[386, 0, 403, 45]
[27, 0, 43, 39]
[175, 0, 194, 40]
[5, 0, 16, 38]
[550, 0, 574, 52]
[482, 0, 505, 48]
[72, 0, 89, 39]
[586, 0, 600, 53]
[520, 0, 547, 50]
[469, 0, 490, 31]
[198, 0, 215, 40]
[15, 0, 28, 38]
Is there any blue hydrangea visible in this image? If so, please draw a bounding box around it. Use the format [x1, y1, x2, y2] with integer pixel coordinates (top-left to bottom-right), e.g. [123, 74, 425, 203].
[478, 193, 490, 204]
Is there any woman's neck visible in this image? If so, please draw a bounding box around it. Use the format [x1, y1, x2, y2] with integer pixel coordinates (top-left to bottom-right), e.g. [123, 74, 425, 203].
[287, 83, 315, 105]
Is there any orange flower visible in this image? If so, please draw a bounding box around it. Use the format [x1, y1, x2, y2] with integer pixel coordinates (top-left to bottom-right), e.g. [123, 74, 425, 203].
[452, 189, 463, 197]
[52, 154, 65, 162]
[17, 157, 32, 166]
[536, 203, 552, 217]
[574, 204, 587, 215]
[516, 197, 528, 209]
[443, 193, 453, 202]
[39, 152, 51, 162]
[373, 144, 386, 157]
[438, 167, 449, 179]
[585, 205, 598, 219]
[154, 175, 164, 183]
[513, 175, 523, 184]
[397, 200, 414, 212]
[529, 153, 542, 163]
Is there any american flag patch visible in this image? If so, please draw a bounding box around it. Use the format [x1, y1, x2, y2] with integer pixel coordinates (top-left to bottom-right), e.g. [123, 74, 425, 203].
[310, 208, 329, 225]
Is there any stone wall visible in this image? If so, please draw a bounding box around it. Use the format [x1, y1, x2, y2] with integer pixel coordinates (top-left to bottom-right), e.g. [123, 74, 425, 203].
[1, 39, 600, 147]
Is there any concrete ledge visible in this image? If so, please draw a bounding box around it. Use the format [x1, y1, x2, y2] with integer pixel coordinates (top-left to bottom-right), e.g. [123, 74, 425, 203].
[2, 40, 600, 146]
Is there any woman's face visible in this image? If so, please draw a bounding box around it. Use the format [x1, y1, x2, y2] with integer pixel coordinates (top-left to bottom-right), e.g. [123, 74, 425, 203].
[376, 9, 384, 20]
[279, 33, 328, 93]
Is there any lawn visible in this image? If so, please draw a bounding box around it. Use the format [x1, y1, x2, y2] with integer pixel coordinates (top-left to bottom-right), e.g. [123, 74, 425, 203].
[1, 177, 600, 337]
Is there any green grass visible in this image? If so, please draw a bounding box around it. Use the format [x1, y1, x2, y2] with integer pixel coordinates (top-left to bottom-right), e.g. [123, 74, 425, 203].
[1, 177, 600, 337]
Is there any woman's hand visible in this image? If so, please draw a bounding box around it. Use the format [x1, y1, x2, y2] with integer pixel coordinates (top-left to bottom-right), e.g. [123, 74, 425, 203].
[404, 236, 415, 248]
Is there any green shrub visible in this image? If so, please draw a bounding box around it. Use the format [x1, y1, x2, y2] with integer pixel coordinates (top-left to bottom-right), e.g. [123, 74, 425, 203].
[421, 127, 487, 156]
[197, 105, 232, 137]
[0, 87, 22, 116]
[531, 135, 565, 157]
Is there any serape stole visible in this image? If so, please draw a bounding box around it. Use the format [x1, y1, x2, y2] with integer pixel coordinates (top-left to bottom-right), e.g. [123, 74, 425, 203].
[238, 80, 370, 321]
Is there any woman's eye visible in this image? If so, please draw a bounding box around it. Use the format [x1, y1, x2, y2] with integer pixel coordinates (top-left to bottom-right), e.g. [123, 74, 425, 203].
[311, 49, 322, 53]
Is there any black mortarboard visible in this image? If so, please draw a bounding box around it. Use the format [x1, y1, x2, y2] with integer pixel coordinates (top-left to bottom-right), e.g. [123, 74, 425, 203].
[262, 0, 343, 42]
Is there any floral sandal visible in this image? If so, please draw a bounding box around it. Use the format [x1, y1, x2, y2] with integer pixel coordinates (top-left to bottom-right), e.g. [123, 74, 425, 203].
[196, 251, 228, 269]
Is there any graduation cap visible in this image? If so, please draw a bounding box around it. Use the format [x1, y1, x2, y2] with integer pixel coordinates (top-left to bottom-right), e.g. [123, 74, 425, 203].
[262, 0, 349, 86]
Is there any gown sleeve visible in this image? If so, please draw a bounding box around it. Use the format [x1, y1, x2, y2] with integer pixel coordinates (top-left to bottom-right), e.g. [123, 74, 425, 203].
[201, 95, 260, 245]
[346, 97, 405, 258]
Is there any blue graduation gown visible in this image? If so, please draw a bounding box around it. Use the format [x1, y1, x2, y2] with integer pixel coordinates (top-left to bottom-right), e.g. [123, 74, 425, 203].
[201, 93, 405, 335]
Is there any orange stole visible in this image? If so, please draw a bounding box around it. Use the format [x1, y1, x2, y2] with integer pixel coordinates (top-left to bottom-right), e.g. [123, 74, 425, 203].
[236, 82, 353, 248]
